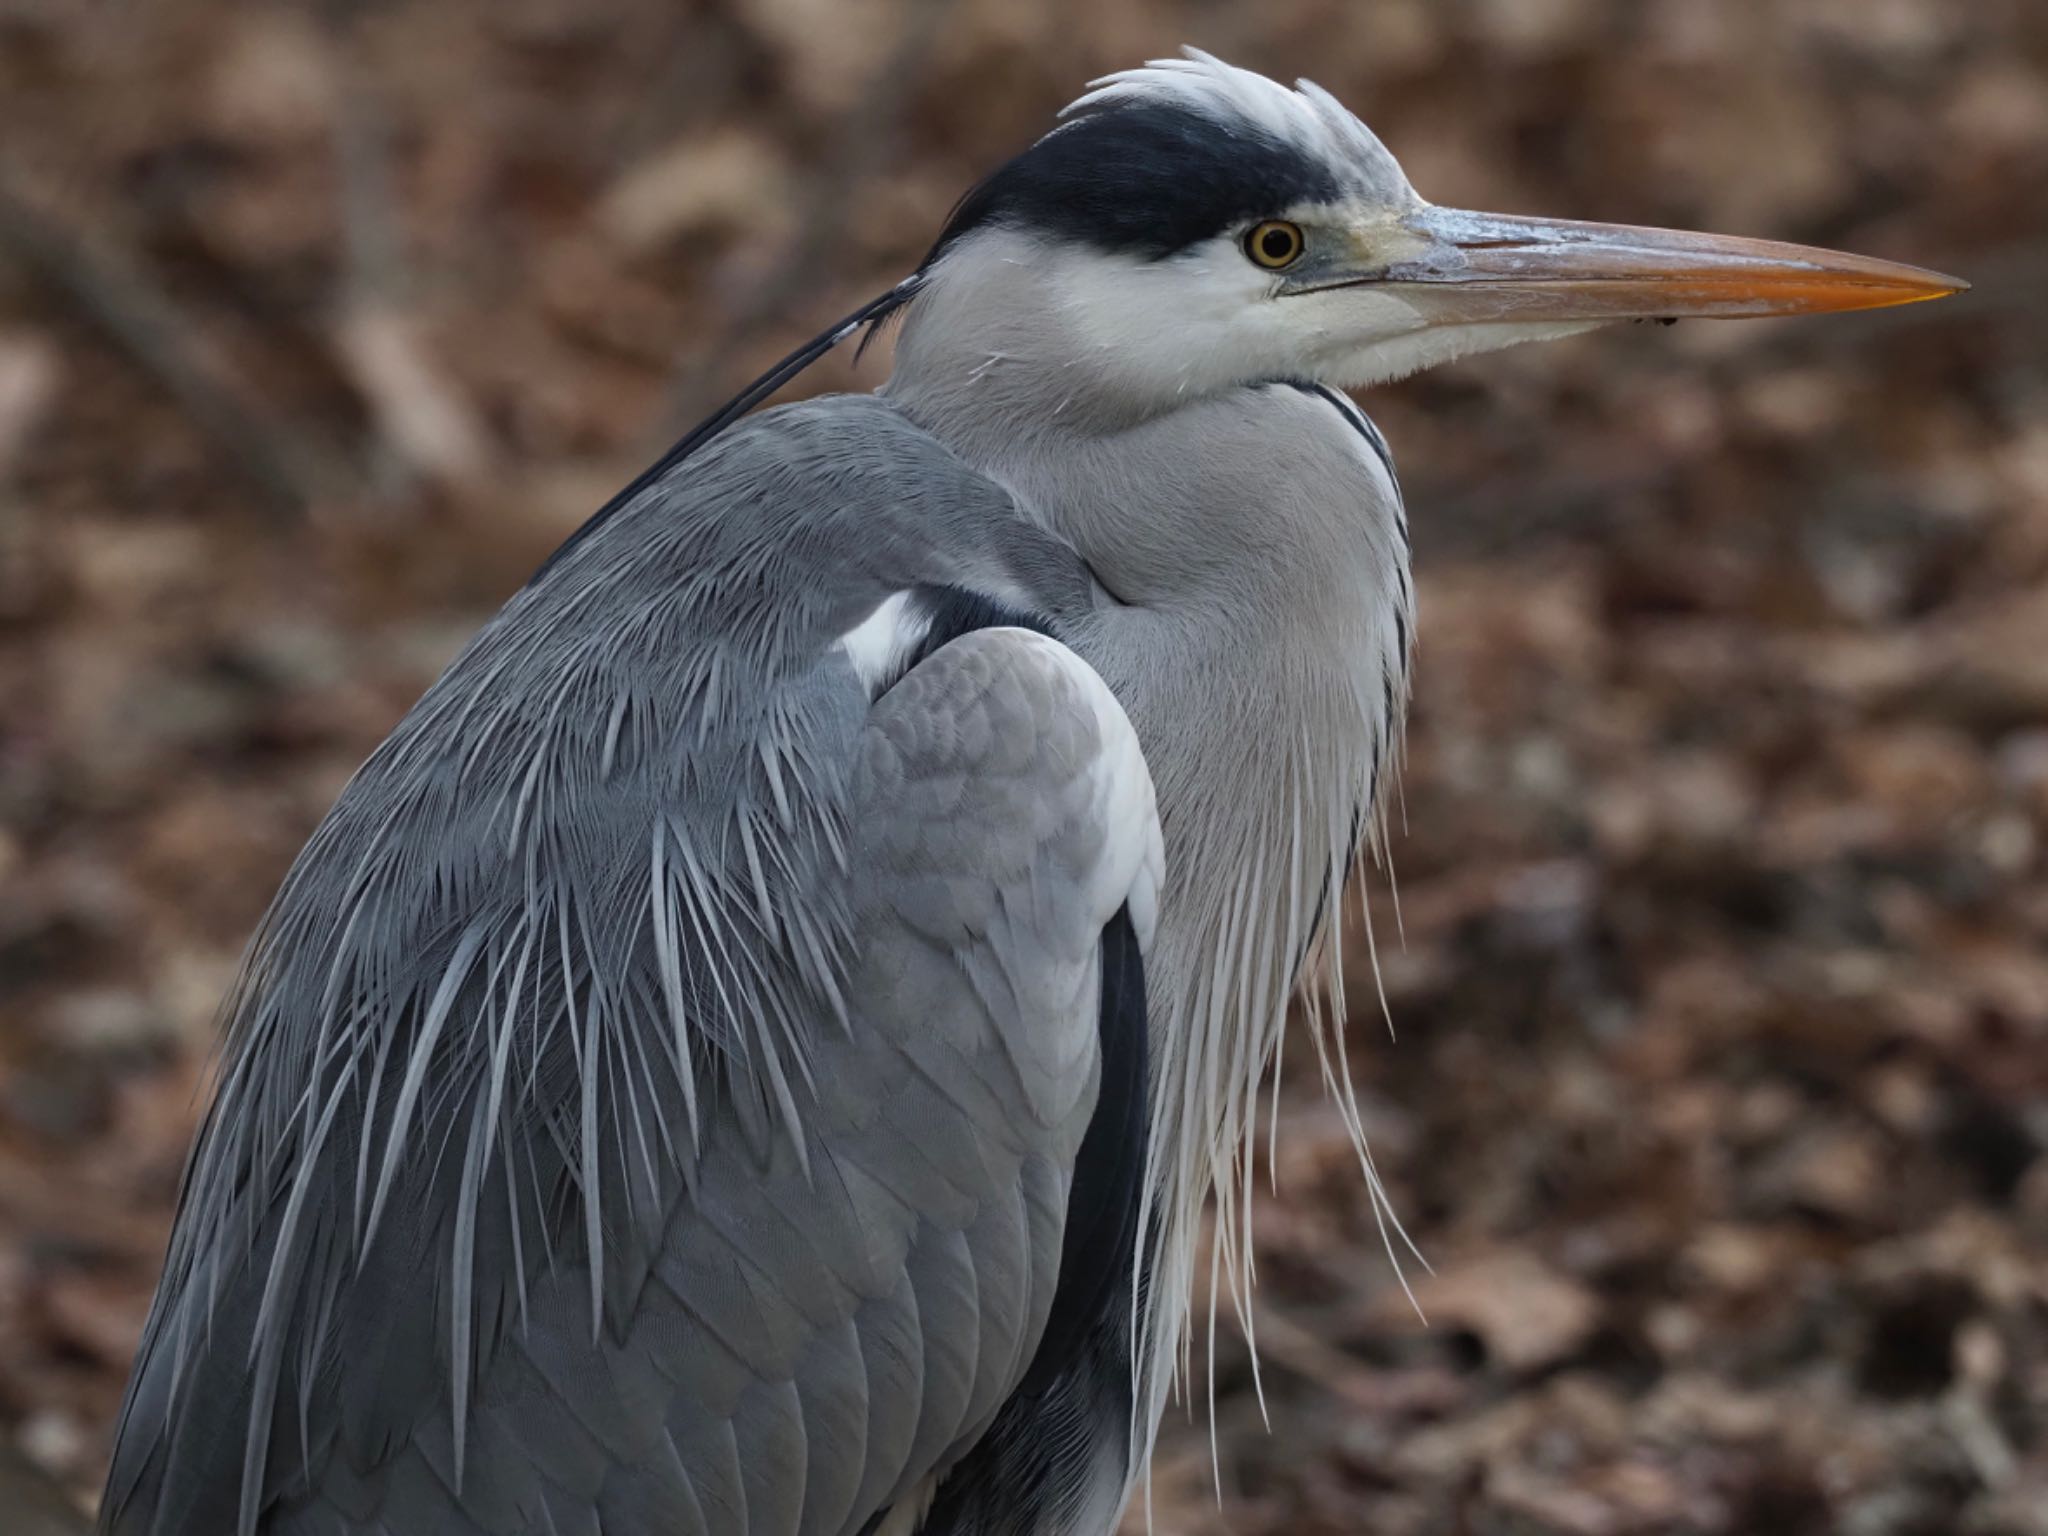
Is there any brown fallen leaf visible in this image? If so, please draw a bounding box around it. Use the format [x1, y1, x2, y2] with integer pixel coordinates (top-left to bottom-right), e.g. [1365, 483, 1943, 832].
[333, 303, 492, 488]
[0, 330, 58, 477]
[598, 130, 798, 254]
[1377, 1250, 1601, 1374]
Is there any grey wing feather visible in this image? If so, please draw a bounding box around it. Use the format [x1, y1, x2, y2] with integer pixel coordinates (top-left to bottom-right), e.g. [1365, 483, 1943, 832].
[99, 395, 1158, 1536]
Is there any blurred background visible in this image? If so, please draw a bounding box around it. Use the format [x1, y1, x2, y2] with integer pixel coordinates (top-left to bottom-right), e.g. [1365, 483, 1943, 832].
[0, 1, 2044, 1531]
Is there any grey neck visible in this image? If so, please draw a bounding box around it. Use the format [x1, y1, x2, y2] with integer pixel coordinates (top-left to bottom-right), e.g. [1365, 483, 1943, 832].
[884, 250, 1417, 1433]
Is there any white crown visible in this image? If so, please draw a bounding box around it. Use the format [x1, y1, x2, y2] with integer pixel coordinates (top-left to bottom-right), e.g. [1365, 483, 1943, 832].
[1061, 48, 1406, 199]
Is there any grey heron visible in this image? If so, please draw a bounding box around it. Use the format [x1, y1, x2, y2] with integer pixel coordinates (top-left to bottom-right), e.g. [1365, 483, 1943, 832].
[100, 50, 1964, 1536]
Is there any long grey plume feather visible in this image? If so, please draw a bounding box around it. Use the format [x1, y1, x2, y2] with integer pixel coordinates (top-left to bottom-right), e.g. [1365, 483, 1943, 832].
[106, 396, 1097, 1535]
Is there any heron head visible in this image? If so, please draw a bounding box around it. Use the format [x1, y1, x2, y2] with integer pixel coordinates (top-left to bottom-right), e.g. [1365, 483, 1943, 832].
[897, 51, 1964, 418]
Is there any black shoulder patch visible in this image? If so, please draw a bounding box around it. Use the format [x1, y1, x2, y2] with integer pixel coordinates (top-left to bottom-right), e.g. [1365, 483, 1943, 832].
[926, 100, 1341, 265]
[1019, 901, 1149, 1398]
[908, 584, 1056, 652]
[870, 585, 1059, 699]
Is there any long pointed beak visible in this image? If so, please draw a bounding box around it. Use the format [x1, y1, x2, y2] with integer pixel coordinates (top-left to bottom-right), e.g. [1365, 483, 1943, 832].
[1367, 206, 1967, 322]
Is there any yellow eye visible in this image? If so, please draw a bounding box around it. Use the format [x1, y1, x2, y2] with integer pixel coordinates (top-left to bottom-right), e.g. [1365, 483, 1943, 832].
[1244, 220, 1305, 270]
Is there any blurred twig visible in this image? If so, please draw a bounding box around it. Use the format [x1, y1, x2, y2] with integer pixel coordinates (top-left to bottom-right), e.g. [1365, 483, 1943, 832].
[0, 173, 336, 518]
[650, 0, 959, 448]
[331, 36, 405, 304]
[325, 25, 491, 494]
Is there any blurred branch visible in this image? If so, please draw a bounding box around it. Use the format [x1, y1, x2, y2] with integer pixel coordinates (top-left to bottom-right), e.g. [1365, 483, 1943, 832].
[0, 173, 337, 518]
[650, 0, 958, 449]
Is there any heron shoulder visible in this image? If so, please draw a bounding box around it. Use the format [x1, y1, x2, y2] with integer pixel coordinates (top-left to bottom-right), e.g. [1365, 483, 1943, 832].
[857, 613, 1162, 964]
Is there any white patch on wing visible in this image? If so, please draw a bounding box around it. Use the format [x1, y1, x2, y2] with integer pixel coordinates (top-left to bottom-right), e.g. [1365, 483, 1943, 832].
[837, 590, 930, 696]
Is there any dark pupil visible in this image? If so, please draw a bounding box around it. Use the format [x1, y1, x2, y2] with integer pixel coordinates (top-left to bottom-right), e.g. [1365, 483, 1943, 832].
[1260, 227, 1294, 261]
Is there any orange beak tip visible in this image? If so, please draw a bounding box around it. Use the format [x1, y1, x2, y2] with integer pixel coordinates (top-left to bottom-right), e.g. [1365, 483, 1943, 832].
[1405, 210, 1971, 324]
